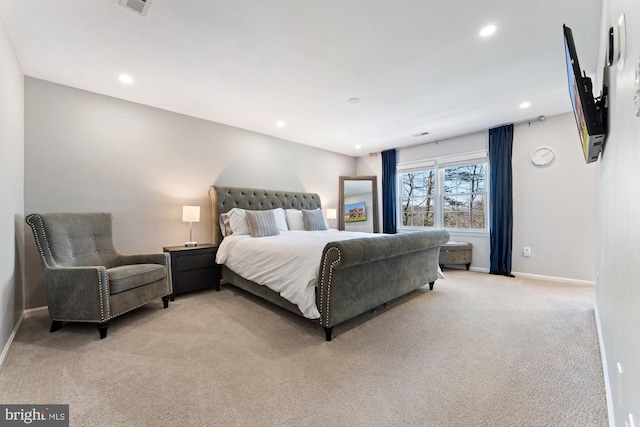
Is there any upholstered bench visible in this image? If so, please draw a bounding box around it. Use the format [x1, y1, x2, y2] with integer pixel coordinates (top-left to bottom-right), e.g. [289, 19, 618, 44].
[439, 241, 472, 270]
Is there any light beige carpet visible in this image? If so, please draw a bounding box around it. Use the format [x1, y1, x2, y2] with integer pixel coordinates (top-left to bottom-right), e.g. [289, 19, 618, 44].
[0, 270, 607, 426]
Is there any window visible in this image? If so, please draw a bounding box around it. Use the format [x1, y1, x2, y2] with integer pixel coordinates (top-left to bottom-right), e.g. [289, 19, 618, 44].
[398, 152, 488, 231]
[401, 169, 435, 227]
[442, 163, 486, 229]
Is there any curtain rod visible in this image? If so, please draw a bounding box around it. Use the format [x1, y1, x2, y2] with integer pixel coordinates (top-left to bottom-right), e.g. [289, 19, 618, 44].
[368, 115, 547, 156]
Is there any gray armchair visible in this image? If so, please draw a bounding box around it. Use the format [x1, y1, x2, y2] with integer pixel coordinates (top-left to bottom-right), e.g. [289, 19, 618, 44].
[26, 212, 173, 339]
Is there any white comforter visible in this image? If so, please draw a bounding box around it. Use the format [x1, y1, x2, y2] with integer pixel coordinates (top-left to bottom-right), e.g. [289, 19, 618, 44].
[216, 230, 378, 319]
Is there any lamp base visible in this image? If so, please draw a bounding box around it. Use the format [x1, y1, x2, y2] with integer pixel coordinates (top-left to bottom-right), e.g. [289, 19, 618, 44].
[185, 242, 197, 247]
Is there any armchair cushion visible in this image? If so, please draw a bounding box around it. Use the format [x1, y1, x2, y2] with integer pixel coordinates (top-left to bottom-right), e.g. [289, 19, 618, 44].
[107, 264, 167, 294]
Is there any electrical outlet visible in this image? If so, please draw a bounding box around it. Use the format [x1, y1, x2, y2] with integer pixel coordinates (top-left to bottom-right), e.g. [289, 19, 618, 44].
[523, 247, 531, 257]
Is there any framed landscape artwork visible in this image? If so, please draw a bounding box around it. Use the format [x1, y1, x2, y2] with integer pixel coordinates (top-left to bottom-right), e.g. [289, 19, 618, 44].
[344, 201, 367, 223]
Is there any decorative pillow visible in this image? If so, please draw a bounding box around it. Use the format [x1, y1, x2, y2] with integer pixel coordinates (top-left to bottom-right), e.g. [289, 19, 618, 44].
[219, 212, 233, 237]
[285, 209, 305, 230]
[245, 210, 280, 237]
[302, 208, 328, 231]
[271, 208, 288, 231]
[228, 208, 250, 235]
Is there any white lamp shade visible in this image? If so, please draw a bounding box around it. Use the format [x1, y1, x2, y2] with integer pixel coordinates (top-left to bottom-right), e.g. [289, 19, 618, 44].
[182, 206, 200, 222]
[326, 209, 337, 220]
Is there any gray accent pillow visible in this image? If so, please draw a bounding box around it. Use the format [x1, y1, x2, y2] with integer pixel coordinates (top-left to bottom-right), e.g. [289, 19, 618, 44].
[302, 209, 328, 231]
[245, 210, 280, 237]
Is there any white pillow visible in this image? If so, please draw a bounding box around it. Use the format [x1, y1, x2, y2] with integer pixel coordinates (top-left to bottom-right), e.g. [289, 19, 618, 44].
[285, 209, 305, 230]
[271, 208, 288, 231]
[227, 208, 250, 235]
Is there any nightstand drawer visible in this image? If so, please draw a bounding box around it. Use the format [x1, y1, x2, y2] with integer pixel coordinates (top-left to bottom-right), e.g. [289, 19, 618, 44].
[175, 268, 218, 294]
[163, 244, 220, 298]
[175, 252, 216, 272]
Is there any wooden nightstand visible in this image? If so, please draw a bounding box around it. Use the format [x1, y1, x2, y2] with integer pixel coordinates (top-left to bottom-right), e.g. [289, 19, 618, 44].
[163, 244, 221, 300]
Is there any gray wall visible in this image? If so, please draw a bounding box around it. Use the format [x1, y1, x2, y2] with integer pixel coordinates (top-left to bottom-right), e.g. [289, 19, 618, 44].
[359, 113, 596, 283]
[596, 0, 640, 423]
[0, 16, 24, 365]
[512, 113, 596, 282]
[24, 78, 355, 309]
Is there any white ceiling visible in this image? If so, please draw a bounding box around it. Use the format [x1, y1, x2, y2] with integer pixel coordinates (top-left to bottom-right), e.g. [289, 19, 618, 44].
[0, 0, 603, 157]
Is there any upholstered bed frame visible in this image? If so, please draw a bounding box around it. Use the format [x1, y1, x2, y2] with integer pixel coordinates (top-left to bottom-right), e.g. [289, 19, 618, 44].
[209, 185, 449, 341]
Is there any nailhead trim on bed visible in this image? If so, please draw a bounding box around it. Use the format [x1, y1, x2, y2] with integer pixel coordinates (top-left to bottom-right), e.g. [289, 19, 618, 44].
[319, 246, 341, 328]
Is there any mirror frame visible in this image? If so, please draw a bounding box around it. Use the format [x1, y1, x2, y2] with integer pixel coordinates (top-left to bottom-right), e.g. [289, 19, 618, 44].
[338, 176, 379, 233]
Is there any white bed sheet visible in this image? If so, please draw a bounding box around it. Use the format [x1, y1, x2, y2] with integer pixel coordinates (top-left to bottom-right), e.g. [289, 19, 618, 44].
[216, 230, 378, 319]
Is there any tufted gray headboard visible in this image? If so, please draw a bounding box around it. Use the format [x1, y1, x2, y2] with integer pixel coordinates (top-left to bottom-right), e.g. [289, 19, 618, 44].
[209, 186, 322, 245]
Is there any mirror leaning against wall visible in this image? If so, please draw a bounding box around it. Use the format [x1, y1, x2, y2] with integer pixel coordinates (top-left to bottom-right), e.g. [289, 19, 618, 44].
[338, 176, 379, 233]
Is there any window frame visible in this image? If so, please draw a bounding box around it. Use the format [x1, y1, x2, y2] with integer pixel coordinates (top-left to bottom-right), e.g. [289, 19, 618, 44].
[397, 150, 489, 234]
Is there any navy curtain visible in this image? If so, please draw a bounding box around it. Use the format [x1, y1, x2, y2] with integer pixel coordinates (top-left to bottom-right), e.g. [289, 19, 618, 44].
[489, 124, 515, 277]
[381, 149, 397, 234]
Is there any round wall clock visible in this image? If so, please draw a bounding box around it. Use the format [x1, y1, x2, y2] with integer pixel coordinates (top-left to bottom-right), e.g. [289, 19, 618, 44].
[531, 147, 555, 167]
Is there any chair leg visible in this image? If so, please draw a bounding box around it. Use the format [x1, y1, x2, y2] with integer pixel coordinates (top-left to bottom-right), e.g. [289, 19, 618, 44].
[50, 320, 63, 333]
[429, 281, 435, 290]
[97, 322, 109, 339]
[162, 295, 170, 308]
[324, 327, 334, 342]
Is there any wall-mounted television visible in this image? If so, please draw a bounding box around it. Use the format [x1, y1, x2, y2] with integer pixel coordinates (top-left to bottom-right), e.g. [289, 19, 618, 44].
[563, 24, 607, 164]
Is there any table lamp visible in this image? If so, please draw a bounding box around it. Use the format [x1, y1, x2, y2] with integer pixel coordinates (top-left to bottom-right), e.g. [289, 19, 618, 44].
[326, 208, 337, 229]
[182, 206, 200, 247]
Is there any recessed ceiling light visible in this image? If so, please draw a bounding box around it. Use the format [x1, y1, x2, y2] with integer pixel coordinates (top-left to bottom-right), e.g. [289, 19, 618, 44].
[118, 74, 133, 84]
[480, 25, 497, 37]
[520, 101, 531, 109]
[276, 120, 285, 127]
[348, 97, 360, 104]
[355, 145, 362, 150]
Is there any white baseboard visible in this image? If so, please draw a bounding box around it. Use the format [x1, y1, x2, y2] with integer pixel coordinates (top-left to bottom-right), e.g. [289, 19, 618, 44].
[0, 306, 47, 374]
[594, 303, 615, 427]
[0, 312, 25, 374]
[511, 271, 595, 286]
[24, 306, 48, 318]
[465, 267, 595, 286]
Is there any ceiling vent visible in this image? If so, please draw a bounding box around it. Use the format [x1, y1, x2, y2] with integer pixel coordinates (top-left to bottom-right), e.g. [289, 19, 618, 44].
[119, 0, 153, 17]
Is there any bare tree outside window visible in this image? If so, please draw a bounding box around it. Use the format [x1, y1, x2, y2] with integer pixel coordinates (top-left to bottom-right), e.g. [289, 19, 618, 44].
[399, 159, 487, 230]
[443, 164, 485, 229]
[401, 170, 435, 227]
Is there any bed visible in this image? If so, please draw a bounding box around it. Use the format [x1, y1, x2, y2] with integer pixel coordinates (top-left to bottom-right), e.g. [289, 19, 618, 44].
[209, 185, 450, 341]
